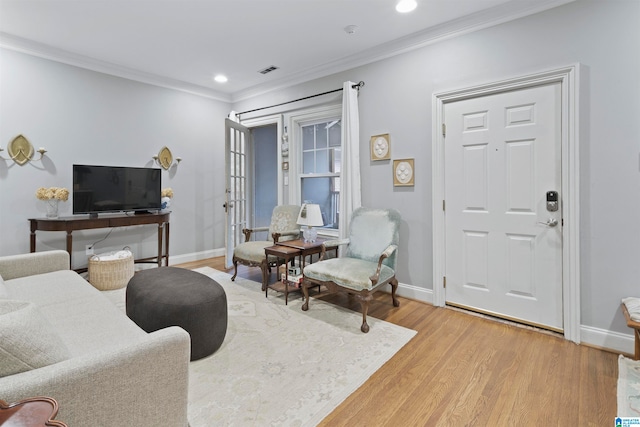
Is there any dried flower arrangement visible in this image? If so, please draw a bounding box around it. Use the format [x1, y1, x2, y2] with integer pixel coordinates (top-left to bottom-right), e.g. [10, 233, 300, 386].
[161, 188, 174, 199]
[35, 187, 70, 201]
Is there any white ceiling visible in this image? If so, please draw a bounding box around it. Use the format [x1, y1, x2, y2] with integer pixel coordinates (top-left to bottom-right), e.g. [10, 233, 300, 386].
[0, 0, 573, 102]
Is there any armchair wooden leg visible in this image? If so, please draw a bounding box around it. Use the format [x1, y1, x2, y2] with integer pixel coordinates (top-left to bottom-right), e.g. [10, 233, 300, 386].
[358, 294, 373, 333]
[260, 260, 269, 292]
[301, 281, 310, 311]
[231, 257, 238, 281]
[390, 277, 400, 307]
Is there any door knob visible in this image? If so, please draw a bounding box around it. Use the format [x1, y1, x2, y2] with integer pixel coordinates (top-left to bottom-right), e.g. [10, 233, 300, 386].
[537, 218, 558, 227]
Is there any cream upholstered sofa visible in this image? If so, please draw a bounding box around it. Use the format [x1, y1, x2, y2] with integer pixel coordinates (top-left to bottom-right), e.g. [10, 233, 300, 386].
[0, 250, 191, 427]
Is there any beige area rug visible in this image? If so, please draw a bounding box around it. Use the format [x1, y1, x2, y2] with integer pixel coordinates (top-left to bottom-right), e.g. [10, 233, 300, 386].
[618, 355, 640, 417]
[104, 266, 416, 426]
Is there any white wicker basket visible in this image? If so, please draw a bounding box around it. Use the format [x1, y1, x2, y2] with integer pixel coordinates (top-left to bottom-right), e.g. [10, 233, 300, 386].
[88, 248, 134, 291]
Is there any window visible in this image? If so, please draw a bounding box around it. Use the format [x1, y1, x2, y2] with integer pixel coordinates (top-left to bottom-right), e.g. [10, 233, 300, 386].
[300, 119, 341, 230]
[287, 104, 342, 235]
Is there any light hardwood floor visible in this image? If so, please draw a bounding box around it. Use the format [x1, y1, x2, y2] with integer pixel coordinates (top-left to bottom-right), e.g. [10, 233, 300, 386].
[177, 257, 619, 426]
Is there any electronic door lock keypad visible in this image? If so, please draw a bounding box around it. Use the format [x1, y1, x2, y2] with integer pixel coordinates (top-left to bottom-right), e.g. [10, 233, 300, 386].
[546, 191, 559, 212]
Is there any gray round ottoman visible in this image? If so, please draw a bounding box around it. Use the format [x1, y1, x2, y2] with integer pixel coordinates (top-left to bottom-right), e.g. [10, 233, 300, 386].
[126, 267, 227, 361]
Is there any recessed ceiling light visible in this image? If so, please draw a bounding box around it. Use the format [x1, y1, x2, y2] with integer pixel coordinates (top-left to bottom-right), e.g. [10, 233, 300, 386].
[214, 74, 228, 83]
[396, 0, 417, 13]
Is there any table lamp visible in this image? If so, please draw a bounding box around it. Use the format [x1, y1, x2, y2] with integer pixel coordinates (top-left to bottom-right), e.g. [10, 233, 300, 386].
[297, 204, 324, 243]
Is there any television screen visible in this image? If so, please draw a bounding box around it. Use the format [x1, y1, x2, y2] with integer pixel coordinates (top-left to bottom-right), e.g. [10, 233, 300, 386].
[73, 165, 162, 215]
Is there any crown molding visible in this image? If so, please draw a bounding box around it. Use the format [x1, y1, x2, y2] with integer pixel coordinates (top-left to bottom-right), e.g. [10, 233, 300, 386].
[231, 0, 575, 102]
[0, 32, 232, 103]
[1, 0, 574, 104]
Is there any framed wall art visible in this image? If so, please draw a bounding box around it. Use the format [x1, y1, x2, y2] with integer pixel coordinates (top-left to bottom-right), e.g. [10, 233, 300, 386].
[370, 134, 391, 161]
[393, 158, 415, 187]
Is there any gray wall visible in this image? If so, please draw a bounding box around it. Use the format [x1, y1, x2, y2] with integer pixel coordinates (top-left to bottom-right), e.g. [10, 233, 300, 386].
[233, 0, 640, 338]
[0, 48, 230, 268]
[1, 0, 638, 344]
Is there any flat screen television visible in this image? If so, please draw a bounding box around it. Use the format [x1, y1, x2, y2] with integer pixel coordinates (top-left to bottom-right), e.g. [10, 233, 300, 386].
[73, 165, 162, 216]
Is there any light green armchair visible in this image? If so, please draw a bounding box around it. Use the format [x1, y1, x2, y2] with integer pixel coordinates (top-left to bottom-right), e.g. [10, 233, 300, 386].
[231, 205, 301, 291]
[301, 207, 401, 332]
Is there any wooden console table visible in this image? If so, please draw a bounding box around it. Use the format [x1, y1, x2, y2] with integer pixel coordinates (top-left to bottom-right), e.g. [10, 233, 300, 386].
[29, 212, 170, 270]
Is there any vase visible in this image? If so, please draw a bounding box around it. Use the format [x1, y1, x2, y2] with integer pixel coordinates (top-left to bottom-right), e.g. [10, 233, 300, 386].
[45, 199, 59, 219]
[161, 197, 171, 211]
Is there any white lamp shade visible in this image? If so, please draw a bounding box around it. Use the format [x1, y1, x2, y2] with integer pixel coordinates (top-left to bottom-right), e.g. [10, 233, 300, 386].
[297, 204, 324, 227]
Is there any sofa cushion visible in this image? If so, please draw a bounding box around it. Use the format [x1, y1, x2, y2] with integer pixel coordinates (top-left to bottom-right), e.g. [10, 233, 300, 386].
[0, 299, 71, 377]
[0, 274, 8, 298]
[303, 257, 395, 291]
[6, 270, 147, 356]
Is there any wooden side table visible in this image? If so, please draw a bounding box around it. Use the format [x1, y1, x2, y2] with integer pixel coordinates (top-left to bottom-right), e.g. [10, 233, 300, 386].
[265, 238, 337, 304]
[622, 302, 640, 360]
[264, 245, 301, 305]
[0, 397, 67, 427]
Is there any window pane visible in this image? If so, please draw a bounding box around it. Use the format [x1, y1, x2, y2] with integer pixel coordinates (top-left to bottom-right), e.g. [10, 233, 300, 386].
[302, 125, 315, 151]
[303, 151, 315, 174]
[329, 121, 341, 146]
[316, 149, 329, 173]
[331, 148, 341, 173]
[316, 124, 328, 149]
[301, 177, 339, 229]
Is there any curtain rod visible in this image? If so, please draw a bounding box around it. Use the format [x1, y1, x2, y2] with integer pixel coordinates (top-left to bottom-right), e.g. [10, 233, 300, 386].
[235, 81, 364, 118]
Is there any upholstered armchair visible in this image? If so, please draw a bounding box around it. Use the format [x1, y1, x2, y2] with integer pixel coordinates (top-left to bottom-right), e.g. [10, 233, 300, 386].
[231, 205, 301, 291]
[301, 207, 401, 332]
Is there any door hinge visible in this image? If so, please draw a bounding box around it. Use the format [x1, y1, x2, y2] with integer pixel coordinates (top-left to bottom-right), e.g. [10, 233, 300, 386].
[442, 200, 445, 211]
[442, 123, 446, 137]
[443, 276, 447, 288]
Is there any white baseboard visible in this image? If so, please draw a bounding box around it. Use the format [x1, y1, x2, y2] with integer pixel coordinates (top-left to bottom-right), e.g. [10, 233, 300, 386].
[398, 282, 634, 355]
[168, 248, 226, 266]
[396, 282, 433, 305]
[580, 324, 634, 355]
[169, 251, 635, 355]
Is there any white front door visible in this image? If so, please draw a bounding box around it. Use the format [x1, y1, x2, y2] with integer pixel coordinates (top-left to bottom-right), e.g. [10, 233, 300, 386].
[224, 119, 250, 268]
[444, 82, 563, 331]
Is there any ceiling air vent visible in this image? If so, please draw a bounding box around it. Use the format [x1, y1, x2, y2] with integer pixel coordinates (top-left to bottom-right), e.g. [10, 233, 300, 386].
[258, 65, 279, 75]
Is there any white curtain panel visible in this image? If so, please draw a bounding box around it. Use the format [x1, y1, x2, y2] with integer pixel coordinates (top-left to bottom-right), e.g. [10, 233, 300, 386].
[339, 81, 362, 241]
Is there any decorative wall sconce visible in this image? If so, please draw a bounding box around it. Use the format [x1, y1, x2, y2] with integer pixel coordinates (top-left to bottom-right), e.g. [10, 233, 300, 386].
[152, 146, 182, 170]
[281, 126, 289, 157]
[0, 135, 47, 166]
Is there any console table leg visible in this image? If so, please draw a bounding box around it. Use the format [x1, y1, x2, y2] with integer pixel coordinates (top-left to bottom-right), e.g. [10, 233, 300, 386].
[165, 222, 170, 266]
[66, 231, 73, 268]
[157, 224, 163, 267]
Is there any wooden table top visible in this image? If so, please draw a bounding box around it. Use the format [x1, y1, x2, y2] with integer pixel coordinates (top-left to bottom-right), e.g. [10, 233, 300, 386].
[0, 397, 67, 427]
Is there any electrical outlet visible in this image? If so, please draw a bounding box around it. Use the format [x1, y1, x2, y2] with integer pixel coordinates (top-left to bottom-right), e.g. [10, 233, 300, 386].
[86, 245, 94, 256]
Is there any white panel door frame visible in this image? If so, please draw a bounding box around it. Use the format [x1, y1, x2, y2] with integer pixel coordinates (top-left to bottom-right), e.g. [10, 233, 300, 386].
[432, 64, 581, 343]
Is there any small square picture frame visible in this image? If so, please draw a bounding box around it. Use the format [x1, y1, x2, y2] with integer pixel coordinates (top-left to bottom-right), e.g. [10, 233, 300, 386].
[370, 134, 391, 161]
[393, 158, 415, 187]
